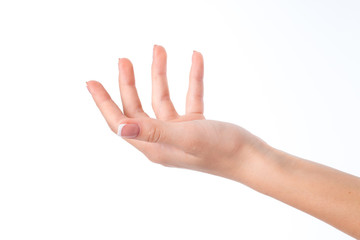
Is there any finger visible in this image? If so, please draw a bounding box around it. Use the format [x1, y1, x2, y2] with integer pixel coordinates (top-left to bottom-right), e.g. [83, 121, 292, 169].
[151, 45, 178, 120]
[116, 117, 204, 153]
[87, 80, 126, 133]
[87, 80, 185, 167]
[118, 58, 148, 118]
[87, 80, 176, 165]
[186, 50, 204, 115]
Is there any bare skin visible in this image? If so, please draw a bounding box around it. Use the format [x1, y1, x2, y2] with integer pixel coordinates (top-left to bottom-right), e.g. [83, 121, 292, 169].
[87, 45, 360, 238]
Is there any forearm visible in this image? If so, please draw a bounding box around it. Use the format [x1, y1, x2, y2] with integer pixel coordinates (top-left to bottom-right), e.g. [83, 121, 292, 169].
[232, 142, 360, 238]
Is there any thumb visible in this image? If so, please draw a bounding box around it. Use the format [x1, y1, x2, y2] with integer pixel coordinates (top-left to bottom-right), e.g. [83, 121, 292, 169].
[117, 118, 181, 145]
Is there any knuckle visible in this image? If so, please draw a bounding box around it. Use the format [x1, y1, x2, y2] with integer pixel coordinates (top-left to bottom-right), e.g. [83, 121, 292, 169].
[147, 127, 163, 143]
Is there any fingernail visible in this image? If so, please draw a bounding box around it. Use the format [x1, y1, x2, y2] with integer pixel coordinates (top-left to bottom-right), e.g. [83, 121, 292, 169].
[117, 123, 140, 138]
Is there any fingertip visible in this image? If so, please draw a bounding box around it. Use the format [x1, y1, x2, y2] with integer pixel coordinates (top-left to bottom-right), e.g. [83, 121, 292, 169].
[87, 80, 100, 86]
[87, 80, 100, 89]
[154, 44, 164, 50]
[118, 58, 133, 70]
[86, 81, 112, 101]
[154, 45, 167, 57]
[152, 45, 168, 76]
[119, 57, 130, 63]
[86, 80, 98, 94]
[192, 50, 203, 60]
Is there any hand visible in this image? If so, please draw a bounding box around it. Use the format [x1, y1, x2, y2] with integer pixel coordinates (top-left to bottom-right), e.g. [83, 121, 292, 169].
[87, 45, 360, 238]
[86, 45, 267, 178]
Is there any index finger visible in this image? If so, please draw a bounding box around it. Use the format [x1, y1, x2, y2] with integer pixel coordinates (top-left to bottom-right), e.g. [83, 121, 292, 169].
[87, 80, 126, 133]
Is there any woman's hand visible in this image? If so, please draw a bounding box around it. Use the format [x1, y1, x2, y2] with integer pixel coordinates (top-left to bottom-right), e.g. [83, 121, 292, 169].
[87, 45, 360, 238]
[86, 45, 266, 178]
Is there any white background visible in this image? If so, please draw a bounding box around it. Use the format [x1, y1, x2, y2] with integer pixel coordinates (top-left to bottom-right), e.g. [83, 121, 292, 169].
[0, 0, 359, 239]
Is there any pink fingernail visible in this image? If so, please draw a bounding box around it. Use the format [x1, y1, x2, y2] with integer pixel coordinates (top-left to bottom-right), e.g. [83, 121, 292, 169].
[117, 123, 140, 138]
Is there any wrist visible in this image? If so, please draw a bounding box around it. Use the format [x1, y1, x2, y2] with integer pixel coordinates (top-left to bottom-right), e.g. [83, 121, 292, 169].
[228, 136, 290, 195]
